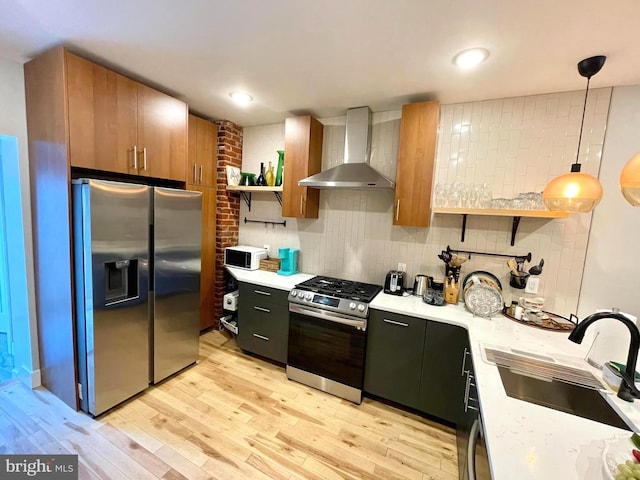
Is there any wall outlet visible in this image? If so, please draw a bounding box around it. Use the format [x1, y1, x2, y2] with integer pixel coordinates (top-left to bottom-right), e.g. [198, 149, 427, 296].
[525, 277, 540, 294]
[397, 263, 406, 272]
[263, 244, 270, 257]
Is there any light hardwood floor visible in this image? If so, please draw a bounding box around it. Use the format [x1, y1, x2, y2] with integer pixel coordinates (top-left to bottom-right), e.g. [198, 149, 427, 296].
[0, 331, 458, 480]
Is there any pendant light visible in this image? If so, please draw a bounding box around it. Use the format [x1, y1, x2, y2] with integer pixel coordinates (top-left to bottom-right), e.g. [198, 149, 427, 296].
[543, 55, 606, 213]
[620, 152, 640, 206]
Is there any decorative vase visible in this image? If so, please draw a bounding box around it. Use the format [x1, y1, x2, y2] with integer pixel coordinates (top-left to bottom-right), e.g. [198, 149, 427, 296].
[256, 162, 267, 186]
[265, 161, 275, 186]
[239, 172, 256, 186]
[275, 150, 284, 186]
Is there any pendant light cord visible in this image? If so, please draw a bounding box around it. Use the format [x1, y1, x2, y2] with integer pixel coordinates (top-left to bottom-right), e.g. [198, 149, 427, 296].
[575, 76, 591, 166]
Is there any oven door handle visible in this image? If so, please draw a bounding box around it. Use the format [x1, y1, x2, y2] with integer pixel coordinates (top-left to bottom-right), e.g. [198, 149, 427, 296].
[289, 304, 366, 330]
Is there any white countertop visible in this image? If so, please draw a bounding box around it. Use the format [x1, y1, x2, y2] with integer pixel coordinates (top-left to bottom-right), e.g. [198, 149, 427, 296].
[370, 292, 638, 480]
[225, 266, 315, 290]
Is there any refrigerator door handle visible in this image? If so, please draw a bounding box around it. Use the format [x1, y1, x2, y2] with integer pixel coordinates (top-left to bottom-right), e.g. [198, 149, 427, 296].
[105, 295, 140, 307]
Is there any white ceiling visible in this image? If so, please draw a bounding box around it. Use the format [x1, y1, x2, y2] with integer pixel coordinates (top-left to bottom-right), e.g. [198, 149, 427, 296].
[2, 0, 640, 127]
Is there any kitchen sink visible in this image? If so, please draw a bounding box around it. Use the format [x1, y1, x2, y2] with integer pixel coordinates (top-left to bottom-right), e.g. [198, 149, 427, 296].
[485, 348, 631, 431]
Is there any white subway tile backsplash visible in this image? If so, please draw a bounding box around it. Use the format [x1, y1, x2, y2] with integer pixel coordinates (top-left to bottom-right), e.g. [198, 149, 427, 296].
[239, 88, 611, 317]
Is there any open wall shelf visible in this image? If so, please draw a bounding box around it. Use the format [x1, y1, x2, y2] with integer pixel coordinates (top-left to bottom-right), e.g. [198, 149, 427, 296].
[226, 185, 283, 211]
[432, 207, 569, 246]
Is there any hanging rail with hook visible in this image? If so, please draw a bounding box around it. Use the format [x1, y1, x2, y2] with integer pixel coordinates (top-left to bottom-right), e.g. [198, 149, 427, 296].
[447, 245, 531, 263]
[244, 217, 287, 228]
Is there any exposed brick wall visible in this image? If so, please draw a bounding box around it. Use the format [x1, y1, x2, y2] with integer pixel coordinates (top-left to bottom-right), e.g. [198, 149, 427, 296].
[214, 120, 243, 325]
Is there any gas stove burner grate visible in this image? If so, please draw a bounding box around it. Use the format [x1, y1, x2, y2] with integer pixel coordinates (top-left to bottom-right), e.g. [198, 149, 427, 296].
[295, 276, 382, 303]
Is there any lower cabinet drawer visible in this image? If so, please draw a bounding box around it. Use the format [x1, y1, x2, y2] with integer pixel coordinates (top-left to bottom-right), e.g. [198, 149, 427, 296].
[237, 302, 288, 363]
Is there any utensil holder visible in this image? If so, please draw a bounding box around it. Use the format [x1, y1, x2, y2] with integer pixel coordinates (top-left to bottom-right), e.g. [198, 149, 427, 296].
[509, 271, 530, 289]
[445, 265, 462, 283]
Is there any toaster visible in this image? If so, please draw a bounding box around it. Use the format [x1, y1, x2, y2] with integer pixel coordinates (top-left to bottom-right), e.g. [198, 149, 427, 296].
[384, 270, 406, 295]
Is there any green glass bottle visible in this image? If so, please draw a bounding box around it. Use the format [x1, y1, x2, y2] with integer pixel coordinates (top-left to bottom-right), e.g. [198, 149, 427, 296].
[275, 150, 284, 186]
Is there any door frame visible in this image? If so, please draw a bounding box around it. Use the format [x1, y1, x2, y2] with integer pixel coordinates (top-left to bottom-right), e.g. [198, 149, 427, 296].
[0, 152, 13, 349]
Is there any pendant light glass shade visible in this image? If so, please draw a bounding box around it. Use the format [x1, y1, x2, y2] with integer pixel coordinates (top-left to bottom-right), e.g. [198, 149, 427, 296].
[620, 152, 640, 206]
[542, 55, 606, 213]
[543, 165, 603, 212]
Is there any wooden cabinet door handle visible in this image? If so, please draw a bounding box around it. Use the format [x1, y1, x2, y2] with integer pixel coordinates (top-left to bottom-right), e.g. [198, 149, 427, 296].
[130, 145, 138, 170]
[199, 165, 203, 183]
[395, 199, 400, 221]
[193, 164, 197, 183]
[142, 147, 148, 171]
[300, 197, 303, 214]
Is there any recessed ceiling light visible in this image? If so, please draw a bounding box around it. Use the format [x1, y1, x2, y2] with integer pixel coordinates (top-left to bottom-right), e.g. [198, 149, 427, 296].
[229, 91, 253, 105]
[453, 48, 490, 69]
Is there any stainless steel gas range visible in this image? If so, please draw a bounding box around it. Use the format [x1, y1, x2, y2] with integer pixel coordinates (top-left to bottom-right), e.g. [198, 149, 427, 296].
[286, 276, 382, 404]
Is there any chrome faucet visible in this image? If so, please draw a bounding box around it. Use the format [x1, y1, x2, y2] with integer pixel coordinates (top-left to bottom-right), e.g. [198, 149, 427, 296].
[569, 311, 640, 402]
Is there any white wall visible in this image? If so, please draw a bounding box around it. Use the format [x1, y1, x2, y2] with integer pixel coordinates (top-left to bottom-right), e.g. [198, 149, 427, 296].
[240, 89, 612, 317]
[579, 86, 640, 318]
[0, 57, 40, 387]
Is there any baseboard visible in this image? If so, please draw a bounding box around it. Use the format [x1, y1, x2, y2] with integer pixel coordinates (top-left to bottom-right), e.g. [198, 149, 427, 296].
[15, 366, 41, 388]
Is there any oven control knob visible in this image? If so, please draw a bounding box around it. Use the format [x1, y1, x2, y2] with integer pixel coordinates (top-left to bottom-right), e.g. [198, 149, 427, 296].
[305, 292, 313, 301]
[349, 302, 356, 310]
[357, 304, 365, 312]
[291, 290, 297, 297]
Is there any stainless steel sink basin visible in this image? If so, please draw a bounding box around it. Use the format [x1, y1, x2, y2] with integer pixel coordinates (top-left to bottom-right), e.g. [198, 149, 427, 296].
[485, 348, 631, 431]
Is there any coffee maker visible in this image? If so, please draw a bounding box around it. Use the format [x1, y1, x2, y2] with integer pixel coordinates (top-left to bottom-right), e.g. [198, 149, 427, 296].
[277, 248, 299, 276]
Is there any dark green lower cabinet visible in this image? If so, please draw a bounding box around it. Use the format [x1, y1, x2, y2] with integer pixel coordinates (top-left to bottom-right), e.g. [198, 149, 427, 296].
[364, 310, 426, 409]
[418, 321, 469, 424]
[237, 282, 289, 363]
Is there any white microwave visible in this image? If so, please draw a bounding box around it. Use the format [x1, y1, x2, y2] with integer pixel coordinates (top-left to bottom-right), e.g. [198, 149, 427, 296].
[224, 246, 267, 270]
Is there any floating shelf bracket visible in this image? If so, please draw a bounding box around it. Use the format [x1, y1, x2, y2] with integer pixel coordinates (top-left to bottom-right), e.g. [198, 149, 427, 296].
[510, 216, 522, 246]
[239, 192, 252, 211]
[461, 214, 468, 242]
[230, 188, 283, 210]
[458, 214, 523, 246]
[244, 217, 287, 228]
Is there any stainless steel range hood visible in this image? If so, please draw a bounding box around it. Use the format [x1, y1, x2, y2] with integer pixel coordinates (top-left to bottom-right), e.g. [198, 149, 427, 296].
[298, 107, 395, 189]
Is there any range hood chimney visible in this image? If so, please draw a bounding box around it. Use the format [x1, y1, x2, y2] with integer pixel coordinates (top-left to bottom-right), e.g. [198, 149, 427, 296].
[298, 107, 395, 189]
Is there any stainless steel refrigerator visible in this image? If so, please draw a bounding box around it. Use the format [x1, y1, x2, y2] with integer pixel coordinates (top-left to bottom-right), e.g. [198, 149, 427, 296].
[73, 179, 202, 416]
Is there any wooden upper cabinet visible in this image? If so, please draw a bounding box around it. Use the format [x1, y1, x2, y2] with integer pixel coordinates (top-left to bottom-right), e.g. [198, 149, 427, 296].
[137, 84, 187, 181]
[187, 114, 217, 187]
[282, 115, 323, 218]
[64, 49, 187, 181]
[66, 52, 138, 174]
[394, 101, 440, 227]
